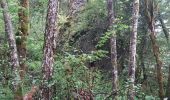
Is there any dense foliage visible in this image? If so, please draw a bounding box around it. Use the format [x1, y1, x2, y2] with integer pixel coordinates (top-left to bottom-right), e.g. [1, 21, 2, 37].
[0, 0, 170, 99]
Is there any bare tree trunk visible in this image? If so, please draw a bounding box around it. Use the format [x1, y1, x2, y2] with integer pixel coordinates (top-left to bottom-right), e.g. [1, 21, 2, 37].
[41, 0, 58, 100]
[17, 0, 29, 80]
[0, 0, 22, 99]
[106, 0, 118, 99]
[128, 0, 139, 99]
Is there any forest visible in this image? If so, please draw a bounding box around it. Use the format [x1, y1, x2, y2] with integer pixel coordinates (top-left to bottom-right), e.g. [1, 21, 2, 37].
[0, 0, 170, 100]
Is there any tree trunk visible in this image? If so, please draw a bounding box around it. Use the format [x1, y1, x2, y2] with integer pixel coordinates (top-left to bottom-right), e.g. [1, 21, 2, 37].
[149, 31, 164, 100]
[17, 0, 29, 80]
[41, 0, 58, 100]
[106, 0, 118, 99]
[140, 32, 148, 83]
[143, 0, 164, 99]
[149, 20, 164, 99]
[68, 0, 86, 17]
[0, 0, 22, 99]
[136, 24, 148, 84]
[128, 0, 139, 99]
[166, 65, 170, 98]
[56, 0, 86, 52]
[158, 11, 169, 42]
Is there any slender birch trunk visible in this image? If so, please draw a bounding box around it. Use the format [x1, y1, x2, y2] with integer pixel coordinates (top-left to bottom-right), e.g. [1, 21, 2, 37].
[41, 0, 58, 100]
[0, 0, 22, 99]
[128, 0, 139, 99]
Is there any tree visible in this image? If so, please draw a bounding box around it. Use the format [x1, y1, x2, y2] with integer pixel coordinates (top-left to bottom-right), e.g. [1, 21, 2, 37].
[68, 0, 86, 17]
[106, 0, 118, 99]
[1, 0, 170, 99]
[166, 65, 170, 98]
[56, 0, 86, 52]
[23, 86, 38, 100]
[41, 0, 58, 99]
[17, 0, 29, 79]
[128, 0, 139, 99]
[143, 0, 164, 99]
[0, 0, 22, 99]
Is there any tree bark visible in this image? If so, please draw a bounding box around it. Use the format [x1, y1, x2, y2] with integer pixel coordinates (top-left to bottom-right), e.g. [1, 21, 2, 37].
[0, 0, 22, 99]
[68, 0, 86, 17]
[140, 32, 148, 83]
[41, 0, 58, 100]
[149, 21, 164, 100]
[17, 0, 29, 80]
[136, 24, 148, 84]
[158, 12, 169, 42]
[143, 0, 164, 99]
[106, 0, 118, 99]
[128, 0, 139, 99]
[166, 65, 170, 98]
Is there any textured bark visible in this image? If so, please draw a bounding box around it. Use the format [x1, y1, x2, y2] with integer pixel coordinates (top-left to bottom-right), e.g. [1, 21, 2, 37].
[149, 27, 164, 100]
[0, 0, 22, 99]
[143, 0, 164, 99]
[149, 19, 164, 99]
[68, 0, 86, 17]
[107, 0, 118, 99]
[17, 0, 29, 80]
[166, 65, 170, 98]
[128, 0, 139, 99]
[41, 0, 58, 100]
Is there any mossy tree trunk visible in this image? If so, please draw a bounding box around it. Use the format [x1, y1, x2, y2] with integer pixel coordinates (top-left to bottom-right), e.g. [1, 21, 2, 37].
[149, 21, 164, 100]
[143, 0, 164, 99]
[0, 0, 22, 99]
[17, 0, 29, 79]
[166, 65, 170, 98]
